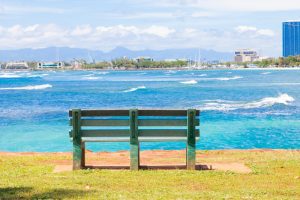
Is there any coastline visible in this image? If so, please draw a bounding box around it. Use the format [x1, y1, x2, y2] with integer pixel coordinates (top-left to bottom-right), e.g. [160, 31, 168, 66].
[1, 148, 299, 155]
[2, 67, 300, 72]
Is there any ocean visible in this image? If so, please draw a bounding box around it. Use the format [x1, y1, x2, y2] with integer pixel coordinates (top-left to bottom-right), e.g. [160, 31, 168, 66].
[0, 69, 299, 152]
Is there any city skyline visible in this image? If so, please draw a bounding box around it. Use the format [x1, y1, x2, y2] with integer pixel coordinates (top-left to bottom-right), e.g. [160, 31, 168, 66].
[1, 0, 300, 57]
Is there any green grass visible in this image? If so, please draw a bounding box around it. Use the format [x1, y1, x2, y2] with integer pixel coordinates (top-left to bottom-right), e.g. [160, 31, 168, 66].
[0, 150, 299, 199]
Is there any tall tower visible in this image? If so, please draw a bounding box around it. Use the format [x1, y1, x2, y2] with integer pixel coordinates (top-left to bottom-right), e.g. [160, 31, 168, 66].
[283, 21, 300, 57]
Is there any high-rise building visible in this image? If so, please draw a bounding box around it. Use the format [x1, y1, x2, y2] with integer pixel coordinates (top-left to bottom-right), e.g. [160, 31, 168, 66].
[282, 21, 300, 57]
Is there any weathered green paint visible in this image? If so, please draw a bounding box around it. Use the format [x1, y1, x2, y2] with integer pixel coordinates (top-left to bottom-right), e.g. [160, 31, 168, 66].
[81, 119, 129, 126]
[69, 108, 199, 170]
[139, 129, 199, 137]
[81, 130, 130, 137]
[187, 109, 196, 170]
[139, 119, 187, 126]
[72, 109, 83, 170]
[130, 109, 139, 170]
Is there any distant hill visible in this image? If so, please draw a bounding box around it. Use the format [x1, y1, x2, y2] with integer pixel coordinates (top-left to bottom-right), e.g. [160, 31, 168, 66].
[0, 47, 233, 62]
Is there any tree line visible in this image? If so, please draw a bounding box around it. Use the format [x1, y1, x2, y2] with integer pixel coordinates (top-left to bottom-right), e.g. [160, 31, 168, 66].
[82, 58, 188, 69]
[252, 56, 300, 68]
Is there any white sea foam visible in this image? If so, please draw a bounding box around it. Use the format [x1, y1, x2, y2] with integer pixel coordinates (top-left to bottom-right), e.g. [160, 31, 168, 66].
[201, 94, 295, 111]
[97, 72, 109, 75]
[138, 72, 147, 75]
[83, 74, 95, 77]
[0, 84, 52, 90]
[123, 86, 146, 93]
[167, 70, 176, 73]
[0, 74, 21, 78]
[82, 76, 100, 80]
[27, 73, 49, 78]
[198, 74, 207, 77]
[180, 80, 198, 84]
[261, 72, 271, 75]
[214, 76, 243, 81]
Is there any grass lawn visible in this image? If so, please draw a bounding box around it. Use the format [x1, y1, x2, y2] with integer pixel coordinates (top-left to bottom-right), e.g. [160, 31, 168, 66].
[0, 150, 299, 199]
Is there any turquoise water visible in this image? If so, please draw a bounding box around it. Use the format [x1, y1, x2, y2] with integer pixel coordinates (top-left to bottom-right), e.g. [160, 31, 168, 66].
[0, 69, 299, 152]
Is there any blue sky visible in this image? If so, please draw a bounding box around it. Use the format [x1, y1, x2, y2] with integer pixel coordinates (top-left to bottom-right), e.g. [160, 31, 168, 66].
[1, 0, 300, 56]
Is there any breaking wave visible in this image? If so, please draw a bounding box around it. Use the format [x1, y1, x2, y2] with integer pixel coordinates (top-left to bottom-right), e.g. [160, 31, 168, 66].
[97, 72, 109, 75]
[82, 76, 100, 80]
[180, 80, 198, 84]
[201, 94, 295, 111]
[123, 86, 146, 93]
[0, 84, 52, 90]
[0, 74, 21, 78]
[261, 72, 271, 75]
[214, 76, 243, 81]
[27, 73, 49, 78]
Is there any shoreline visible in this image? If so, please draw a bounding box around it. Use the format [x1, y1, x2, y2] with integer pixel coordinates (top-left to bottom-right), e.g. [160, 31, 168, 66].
[2, 67, 300, 72]
[1, 149, 299, 156]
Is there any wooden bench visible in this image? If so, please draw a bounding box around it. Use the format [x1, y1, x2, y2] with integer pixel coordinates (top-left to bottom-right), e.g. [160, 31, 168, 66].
[69, 109, 200, 170]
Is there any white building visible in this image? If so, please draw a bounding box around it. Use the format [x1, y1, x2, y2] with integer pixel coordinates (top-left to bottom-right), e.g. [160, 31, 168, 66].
[234, 49, 259, 63]
[135, 57, 153, 63]
[37, 62, 64, 69]
[5, 62, 29, 69]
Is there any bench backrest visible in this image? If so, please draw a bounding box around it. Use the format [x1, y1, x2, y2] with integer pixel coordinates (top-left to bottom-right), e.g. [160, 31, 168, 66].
[69, 109, 200, 142]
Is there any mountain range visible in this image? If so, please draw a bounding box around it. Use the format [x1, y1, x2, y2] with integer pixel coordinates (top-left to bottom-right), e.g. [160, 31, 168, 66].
[0, 47, 233, 62]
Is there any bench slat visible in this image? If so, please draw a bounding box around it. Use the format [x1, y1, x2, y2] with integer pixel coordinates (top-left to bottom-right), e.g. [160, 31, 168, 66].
[69, 109, 200, 117]
[69, 110, 129, 117]
[76, 129, 199, 138]
[80, 137, 200, 142]
[81, 119, 129, 126]
[81, 130, 130, 137]
[138, 119, 200, 126]
[69, 119, 199, 126]
[139, 110, 198, 116]
[139, 129, 199, 137]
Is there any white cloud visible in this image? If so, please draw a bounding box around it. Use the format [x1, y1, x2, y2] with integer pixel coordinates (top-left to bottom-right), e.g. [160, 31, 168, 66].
[143, 25, 175, 37]
[256, 29, 275, 37]
[0, 24, 176, 50]
[235, 26, 275, 37]
[24, 24, 39, 32]
[0, 24, 279, 56]
[235, 26, 257, 32]
[71, 25, 92, 36]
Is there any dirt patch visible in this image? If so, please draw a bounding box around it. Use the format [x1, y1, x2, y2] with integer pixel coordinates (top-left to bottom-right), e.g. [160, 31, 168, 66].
[49, 150, 252, 173]
[53, 162, 251, 173]
[53, 165, 72, 173]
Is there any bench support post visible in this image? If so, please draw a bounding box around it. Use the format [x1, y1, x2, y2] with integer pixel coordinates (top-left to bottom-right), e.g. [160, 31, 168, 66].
[187, 109, 196, 170]
[72, 109, 83, 170]
[130, 109, 139, 170]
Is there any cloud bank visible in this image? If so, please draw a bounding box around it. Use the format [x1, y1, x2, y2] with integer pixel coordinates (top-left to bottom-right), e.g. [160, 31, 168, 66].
[0, 23, 278, 55]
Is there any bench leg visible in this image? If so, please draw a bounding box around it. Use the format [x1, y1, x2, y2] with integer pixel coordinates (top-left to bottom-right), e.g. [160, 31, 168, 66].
[130, 142, 140, 170]
[72, 109, 83, 170]
[187, 109, 196, 170]
[81, 142, 85, 168]
[73, 140, 83, 170]
[186, 141, 196, 170]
